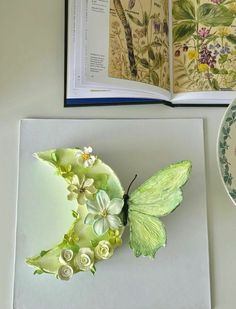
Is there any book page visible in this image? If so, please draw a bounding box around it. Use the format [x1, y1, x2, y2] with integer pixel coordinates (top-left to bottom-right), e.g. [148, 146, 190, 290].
[172, 90, 236, 104]
[66, 0, 170, 102]
[83, 0, 171, 98]
[109, 0, 170, 90]
[172, 0, 236, 93]
[66, 0, 82, 97]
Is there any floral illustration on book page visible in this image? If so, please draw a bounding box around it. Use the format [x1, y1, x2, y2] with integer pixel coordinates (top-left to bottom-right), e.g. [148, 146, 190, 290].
[109, 0, 170, 90]
[173, 0, 236, 93]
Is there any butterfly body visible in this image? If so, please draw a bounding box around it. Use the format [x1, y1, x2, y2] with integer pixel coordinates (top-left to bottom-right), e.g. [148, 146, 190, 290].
[122, 193, 130, 226]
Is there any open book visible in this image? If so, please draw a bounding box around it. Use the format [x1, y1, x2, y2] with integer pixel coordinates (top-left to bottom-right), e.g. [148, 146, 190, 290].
[65, 0, 236, 106]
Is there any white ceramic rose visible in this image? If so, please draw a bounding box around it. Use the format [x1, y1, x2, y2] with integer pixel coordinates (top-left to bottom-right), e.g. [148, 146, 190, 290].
[59, 249, 74, 264]
[57, 265, 74, 281]
[95, 240, 114, 260]
[74, 248, 94, 271]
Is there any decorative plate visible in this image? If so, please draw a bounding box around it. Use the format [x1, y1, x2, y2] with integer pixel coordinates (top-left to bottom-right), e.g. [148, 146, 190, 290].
[218, 98, 236, 205]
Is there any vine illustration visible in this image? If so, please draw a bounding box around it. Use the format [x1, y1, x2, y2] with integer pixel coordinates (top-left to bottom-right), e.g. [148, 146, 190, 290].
[109, 0, 169, 89]
[173, 0, 236, 93]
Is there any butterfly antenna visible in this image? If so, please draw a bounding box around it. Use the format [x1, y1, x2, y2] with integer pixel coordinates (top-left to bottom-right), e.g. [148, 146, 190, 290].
[126, 174, 138, 196]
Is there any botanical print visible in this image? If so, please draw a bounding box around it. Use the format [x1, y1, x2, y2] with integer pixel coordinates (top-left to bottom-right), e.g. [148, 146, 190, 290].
[173, 0, 236, 93]
[109, 0, 170, 90]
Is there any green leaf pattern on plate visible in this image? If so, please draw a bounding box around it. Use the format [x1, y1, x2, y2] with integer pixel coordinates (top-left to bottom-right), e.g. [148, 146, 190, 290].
[218, 100, 236, 201]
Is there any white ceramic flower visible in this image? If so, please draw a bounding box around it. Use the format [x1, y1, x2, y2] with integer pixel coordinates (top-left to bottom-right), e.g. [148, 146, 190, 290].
[84, 190, 124, 235]
[59, 249, 74, 263]
[95, 240, 114, 260]
[74, 248, 94, 271]
[67, 175, 97, 204]
[76, 146, 96, 168]
[57, 264, 73, 281]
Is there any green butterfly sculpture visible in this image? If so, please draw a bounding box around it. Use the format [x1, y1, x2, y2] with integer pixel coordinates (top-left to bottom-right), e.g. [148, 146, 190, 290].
[26, 147, 191, 280]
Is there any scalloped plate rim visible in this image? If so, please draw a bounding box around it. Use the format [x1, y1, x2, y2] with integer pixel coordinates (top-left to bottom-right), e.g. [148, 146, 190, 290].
[217, 98, 236, 206]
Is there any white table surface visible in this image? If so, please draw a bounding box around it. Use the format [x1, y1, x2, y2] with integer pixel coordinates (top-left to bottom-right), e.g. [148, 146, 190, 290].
[0, 1, 236, 308]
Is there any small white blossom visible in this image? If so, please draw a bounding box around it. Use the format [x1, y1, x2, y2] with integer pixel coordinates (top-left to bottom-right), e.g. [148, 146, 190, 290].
[67, 175, 97, 204]
[84, 190, 124, 235]
[76, 146, 96, 168]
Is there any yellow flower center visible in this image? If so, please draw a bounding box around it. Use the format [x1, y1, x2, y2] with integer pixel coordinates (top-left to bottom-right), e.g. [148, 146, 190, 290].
[82, 153, 90, 161]
[101, 209, 108, 217]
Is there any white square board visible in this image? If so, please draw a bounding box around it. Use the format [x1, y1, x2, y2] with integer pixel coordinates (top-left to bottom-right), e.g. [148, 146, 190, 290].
[14, 119, 210, 309]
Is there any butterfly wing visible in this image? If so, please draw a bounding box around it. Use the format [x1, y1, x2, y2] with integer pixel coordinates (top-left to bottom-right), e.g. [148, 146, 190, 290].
[129, 211, 166, 257]
[128, 160, 191, 257]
